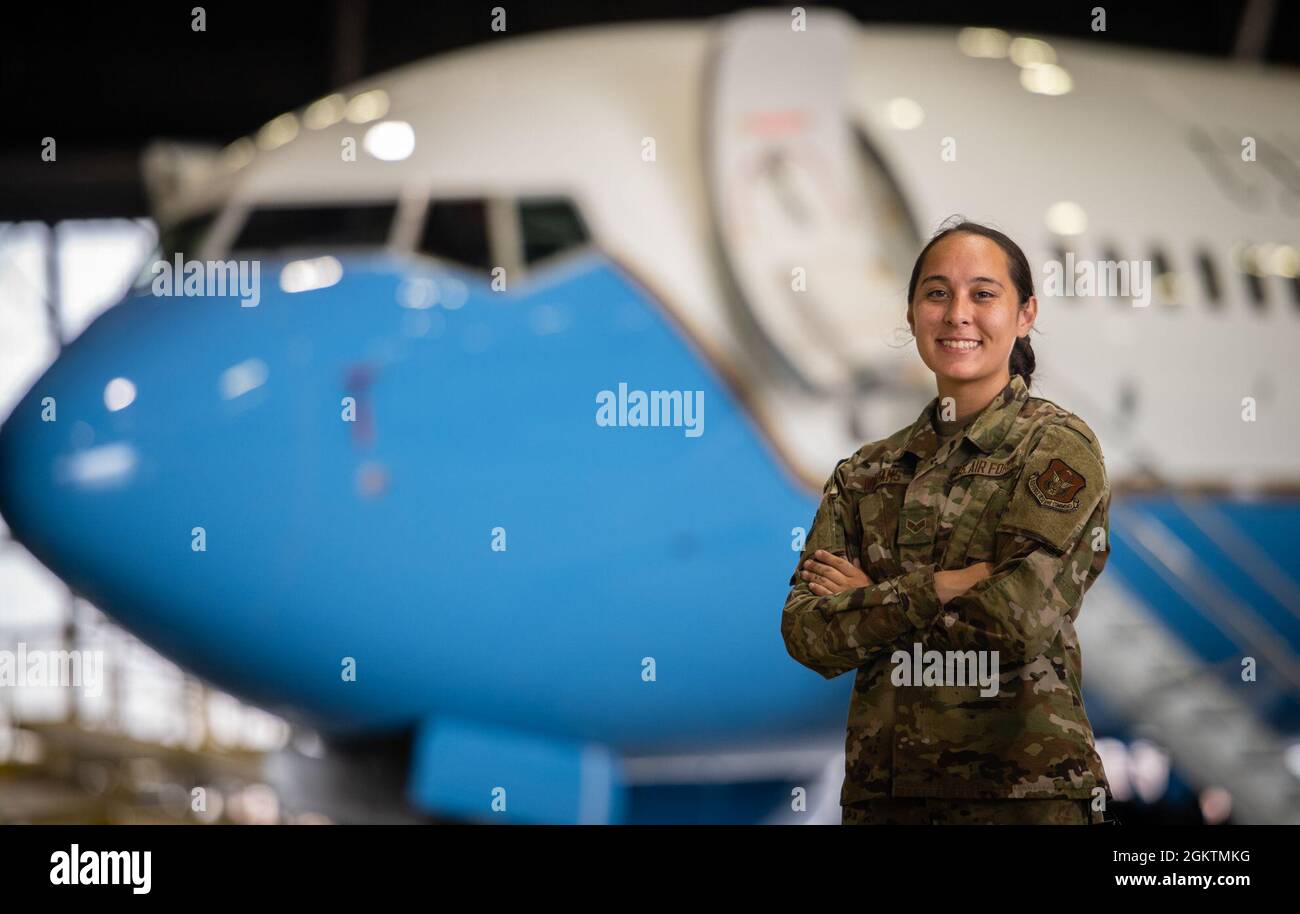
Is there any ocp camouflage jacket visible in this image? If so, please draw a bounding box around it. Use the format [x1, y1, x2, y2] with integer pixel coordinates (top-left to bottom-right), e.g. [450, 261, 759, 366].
[781, 374, 1112, 805]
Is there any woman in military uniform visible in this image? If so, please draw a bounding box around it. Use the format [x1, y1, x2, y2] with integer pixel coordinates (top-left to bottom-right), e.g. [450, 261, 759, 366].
[780, 219, 1113, 825]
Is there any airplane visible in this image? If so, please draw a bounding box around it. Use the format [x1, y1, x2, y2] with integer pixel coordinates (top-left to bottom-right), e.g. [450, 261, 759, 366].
[2, 8, 1299, 823]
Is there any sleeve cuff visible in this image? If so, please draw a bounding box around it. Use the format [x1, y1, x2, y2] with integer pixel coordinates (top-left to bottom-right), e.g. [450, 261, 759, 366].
[898, 564, 943, 630]
[814, 564, 944, 635]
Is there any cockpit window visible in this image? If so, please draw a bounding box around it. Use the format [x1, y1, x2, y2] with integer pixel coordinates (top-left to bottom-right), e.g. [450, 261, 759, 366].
[418, 199, 491, 273]
[231, 203, 396, 253]
[519, 197, 589, 265]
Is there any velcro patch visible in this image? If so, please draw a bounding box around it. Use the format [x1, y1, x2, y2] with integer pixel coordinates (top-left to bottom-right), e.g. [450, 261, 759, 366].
[952, 457, 1015, 479]
[997, 423, 1105, 553]
[1028, 458, 1086, 510]
[875, 466, 908, 485]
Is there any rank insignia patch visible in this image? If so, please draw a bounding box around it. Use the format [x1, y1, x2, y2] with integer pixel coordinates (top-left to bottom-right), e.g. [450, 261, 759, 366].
[1028, 458, 1086, 511]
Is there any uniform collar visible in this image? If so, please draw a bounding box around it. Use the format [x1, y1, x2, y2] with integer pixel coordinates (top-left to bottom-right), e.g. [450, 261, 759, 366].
[900, 374, 1029, 460]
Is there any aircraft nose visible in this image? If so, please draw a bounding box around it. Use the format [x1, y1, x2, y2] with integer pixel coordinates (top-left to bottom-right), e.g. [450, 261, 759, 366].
[0, 254, 461, 730]
[0, 309, 144, 587]
[0, 254, 410, 625]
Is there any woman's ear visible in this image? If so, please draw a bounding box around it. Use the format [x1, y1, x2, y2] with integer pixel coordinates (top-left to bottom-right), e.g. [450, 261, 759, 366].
[1019, 295, 1038, 336]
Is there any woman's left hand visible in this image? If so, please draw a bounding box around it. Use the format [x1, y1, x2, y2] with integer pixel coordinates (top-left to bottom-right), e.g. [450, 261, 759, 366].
[802, 549, 873, 596]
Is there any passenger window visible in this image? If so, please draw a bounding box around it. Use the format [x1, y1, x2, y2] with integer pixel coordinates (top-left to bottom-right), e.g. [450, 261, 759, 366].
[1234, 244, 1268, 309]
[519, 197, 589, 265]
[1195, 248, 1221, 307]
[1150, 247, 1177, 305]
[1244, 271, 1267, 308]
[232, 203, 396, 253]
[418, 199, 491, 273]
[1150, 248, 1170, 277]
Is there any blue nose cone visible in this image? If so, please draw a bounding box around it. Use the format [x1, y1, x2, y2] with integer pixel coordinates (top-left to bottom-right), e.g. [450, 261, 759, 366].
[0, 286, 216, 611]
[0, 253, 477, 733]
[0, 317, 143, 594]
[0, 256, 396, 714]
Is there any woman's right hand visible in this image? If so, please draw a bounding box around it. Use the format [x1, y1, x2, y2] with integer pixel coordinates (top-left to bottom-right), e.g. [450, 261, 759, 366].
[934, 561, 996, 605]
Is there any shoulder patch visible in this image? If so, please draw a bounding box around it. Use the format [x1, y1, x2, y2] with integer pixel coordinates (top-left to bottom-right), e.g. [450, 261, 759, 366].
[1028, 458, 1087, 510]
[997, 422, 1105, 554]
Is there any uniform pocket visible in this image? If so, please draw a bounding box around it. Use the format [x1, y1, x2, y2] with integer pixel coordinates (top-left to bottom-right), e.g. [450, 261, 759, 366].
[857, 483, 905, 577]
[940, 473, 1016, 567]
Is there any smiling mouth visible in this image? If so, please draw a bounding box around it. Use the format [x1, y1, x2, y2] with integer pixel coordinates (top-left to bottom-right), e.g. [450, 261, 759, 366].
[938, 339, 982, 351]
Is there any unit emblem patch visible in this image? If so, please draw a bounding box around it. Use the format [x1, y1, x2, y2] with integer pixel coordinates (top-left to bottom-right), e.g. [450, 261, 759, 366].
[1027, 458, 1086, 511]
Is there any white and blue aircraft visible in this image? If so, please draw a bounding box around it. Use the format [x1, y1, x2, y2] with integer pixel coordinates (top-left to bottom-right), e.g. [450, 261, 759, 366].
[2, 10, 1299, 823]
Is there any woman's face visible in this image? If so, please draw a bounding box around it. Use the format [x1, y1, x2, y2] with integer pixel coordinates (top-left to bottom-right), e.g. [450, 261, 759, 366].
[907, 232, 1036, 386]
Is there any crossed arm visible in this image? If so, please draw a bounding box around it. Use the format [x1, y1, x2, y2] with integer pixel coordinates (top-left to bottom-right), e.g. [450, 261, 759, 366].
[781, 421, 1110, 679]
[800, 549, 993, 605]
[781, 545, 997, 680]
[780, 456, 1108, 680]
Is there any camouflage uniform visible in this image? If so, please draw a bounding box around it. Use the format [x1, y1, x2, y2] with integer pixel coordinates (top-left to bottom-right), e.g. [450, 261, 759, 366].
[780, 374, 1112, 821]
[840, 796, 1103, 825]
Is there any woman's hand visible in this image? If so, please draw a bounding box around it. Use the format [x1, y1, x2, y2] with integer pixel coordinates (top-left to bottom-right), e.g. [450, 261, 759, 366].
[934, 562, 996, 605]
[802, 553, 996, 603]
[802, 550, 873, 596]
